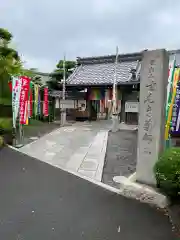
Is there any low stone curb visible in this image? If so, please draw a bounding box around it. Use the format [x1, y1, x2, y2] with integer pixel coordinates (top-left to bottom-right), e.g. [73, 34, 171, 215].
[113, 175, 169, 209]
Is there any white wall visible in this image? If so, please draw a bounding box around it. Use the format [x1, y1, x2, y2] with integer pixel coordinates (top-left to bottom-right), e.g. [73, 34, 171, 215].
[55, 99, 75, 109]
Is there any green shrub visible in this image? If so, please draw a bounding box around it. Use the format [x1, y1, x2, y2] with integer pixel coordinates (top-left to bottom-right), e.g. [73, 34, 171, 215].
[154, 147, 180, 199]
[0, 118, 12, 131]
[0, 135, 4, 147]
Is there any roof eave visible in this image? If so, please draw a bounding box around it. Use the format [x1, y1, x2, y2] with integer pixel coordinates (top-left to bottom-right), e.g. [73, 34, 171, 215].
[66, 81, 140, 87]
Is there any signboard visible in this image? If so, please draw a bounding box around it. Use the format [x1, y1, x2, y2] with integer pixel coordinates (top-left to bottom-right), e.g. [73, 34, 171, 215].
[125, 102, 139, 112]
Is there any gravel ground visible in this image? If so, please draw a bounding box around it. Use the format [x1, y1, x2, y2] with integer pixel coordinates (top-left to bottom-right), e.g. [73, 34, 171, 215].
[102, 129, 180, 236]
[168, 202, 180, 237]
[102, 130, 137, 188]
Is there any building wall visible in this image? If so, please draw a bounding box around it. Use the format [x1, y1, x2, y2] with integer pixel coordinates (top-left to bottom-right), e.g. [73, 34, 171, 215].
[120, 88, 139, 124]
[55, 99, 86, 109]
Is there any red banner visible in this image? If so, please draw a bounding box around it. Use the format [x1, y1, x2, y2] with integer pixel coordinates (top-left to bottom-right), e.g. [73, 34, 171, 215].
[43, 87, 49, 116]
[8, 81, 12, 92]
[19, 76, 30, 124]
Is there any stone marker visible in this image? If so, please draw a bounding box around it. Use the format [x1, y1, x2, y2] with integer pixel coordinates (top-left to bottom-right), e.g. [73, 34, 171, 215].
[136, 49, 169, 185]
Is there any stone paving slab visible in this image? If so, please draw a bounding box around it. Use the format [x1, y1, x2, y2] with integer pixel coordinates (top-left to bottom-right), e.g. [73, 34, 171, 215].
[19, 121, 110, 181]
[77, 131, 108, 181]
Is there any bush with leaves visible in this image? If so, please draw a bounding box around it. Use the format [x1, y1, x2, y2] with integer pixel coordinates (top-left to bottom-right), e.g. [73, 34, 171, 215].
[0, 135, 4, 147]
[0, 118, 12, 133]
[154, 147, 180, 199]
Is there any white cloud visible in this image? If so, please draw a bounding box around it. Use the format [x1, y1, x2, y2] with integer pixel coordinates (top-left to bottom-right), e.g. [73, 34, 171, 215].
[1, 0, 180, 72]
[21, 55, 56, 72]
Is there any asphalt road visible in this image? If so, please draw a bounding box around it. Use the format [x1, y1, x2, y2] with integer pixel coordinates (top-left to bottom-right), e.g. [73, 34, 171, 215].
[0, 147, 175, 240]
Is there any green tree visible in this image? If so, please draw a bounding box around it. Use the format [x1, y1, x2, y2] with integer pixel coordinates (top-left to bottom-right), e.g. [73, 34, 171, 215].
[0, 28, 23, 78]
[32, 76, 43, 86]
[0, 28, 25, 102]
[47, 60, 76, 90]
[56, 60, 76, 78]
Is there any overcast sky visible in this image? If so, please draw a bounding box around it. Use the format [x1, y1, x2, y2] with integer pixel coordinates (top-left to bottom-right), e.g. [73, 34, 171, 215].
[1, 0, 180, 72]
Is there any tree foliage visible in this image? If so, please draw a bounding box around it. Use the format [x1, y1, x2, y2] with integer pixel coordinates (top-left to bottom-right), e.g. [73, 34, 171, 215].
[0, 28, 23, 79]
[0, 28, 24, 105]
[55, 60, 76, 79]
[47, 59, 76, 90]
[0, 28, 13, 43]
[32, 76, 43, 86]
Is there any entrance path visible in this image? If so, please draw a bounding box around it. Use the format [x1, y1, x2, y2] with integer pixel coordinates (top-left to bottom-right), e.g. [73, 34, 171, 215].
[19, 120, 112, 181]
[0, 147, 174, 240]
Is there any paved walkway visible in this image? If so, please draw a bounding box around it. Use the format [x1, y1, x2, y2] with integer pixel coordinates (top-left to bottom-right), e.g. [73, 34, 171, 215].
[0, 147, 175, 240]
[19, 121, 111, 181]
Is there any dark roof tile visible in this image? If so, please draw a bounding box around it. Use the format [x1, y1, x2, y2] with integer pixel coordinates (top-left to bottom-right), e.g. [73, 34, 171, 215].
[67, 60, 140, 85]
[66, 49, 180, 86]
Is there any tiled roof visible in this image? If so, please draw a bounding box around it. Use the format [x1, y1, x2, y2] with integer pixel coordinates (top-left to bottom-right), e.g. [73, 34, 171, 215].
[66, 52, 142, 86]
[66, 49, 180, 86]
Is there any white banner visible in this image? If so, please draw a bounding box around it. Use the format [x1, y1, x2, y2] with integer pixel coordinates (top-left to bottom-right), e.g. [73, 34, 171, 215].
[12, 76, 22, 128]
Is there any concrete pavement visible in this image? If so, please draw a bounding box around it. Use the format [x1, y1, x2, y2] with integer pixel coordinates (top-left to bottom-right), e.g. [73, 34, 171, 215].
[0, 147, 175, 240]
[19, 121, 111, 181]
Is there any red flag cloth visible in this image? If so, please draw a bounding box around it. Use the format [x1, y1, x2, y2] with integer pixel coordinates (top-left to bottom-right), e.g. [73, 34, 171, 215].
[19, 76, 30, 124]
[43, 87, 49, 116]
[8, 81, 12, 92]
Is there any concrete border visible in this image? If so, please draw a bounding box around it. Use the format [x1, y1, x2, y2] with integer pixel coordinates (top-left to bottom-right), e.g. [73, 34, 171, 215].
[128, 172, 136, 181]
[113, 173, 169, 209]
[94, 131, 108, 181]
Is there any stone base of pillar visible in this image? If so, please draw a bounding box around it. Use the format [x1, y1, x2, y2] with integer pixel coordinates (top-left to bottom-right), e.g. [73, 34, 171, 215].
[111, 114, 119, 132]
[60, 111, 67, 126]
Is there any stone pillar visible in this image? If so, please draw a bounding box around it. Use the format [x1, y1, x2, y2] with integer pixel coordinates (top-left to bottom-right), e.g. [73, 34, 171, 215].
[111, 114, 119, 132]
[136, 49, 169, 185]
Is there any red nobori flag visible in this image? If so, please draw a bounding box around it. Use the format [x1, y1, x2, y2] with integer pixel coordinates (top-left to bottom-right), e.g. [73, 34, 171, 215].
[19, 76, 30, 124]
[8, 80, 12, 92]
[43, 87, 49, 116]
